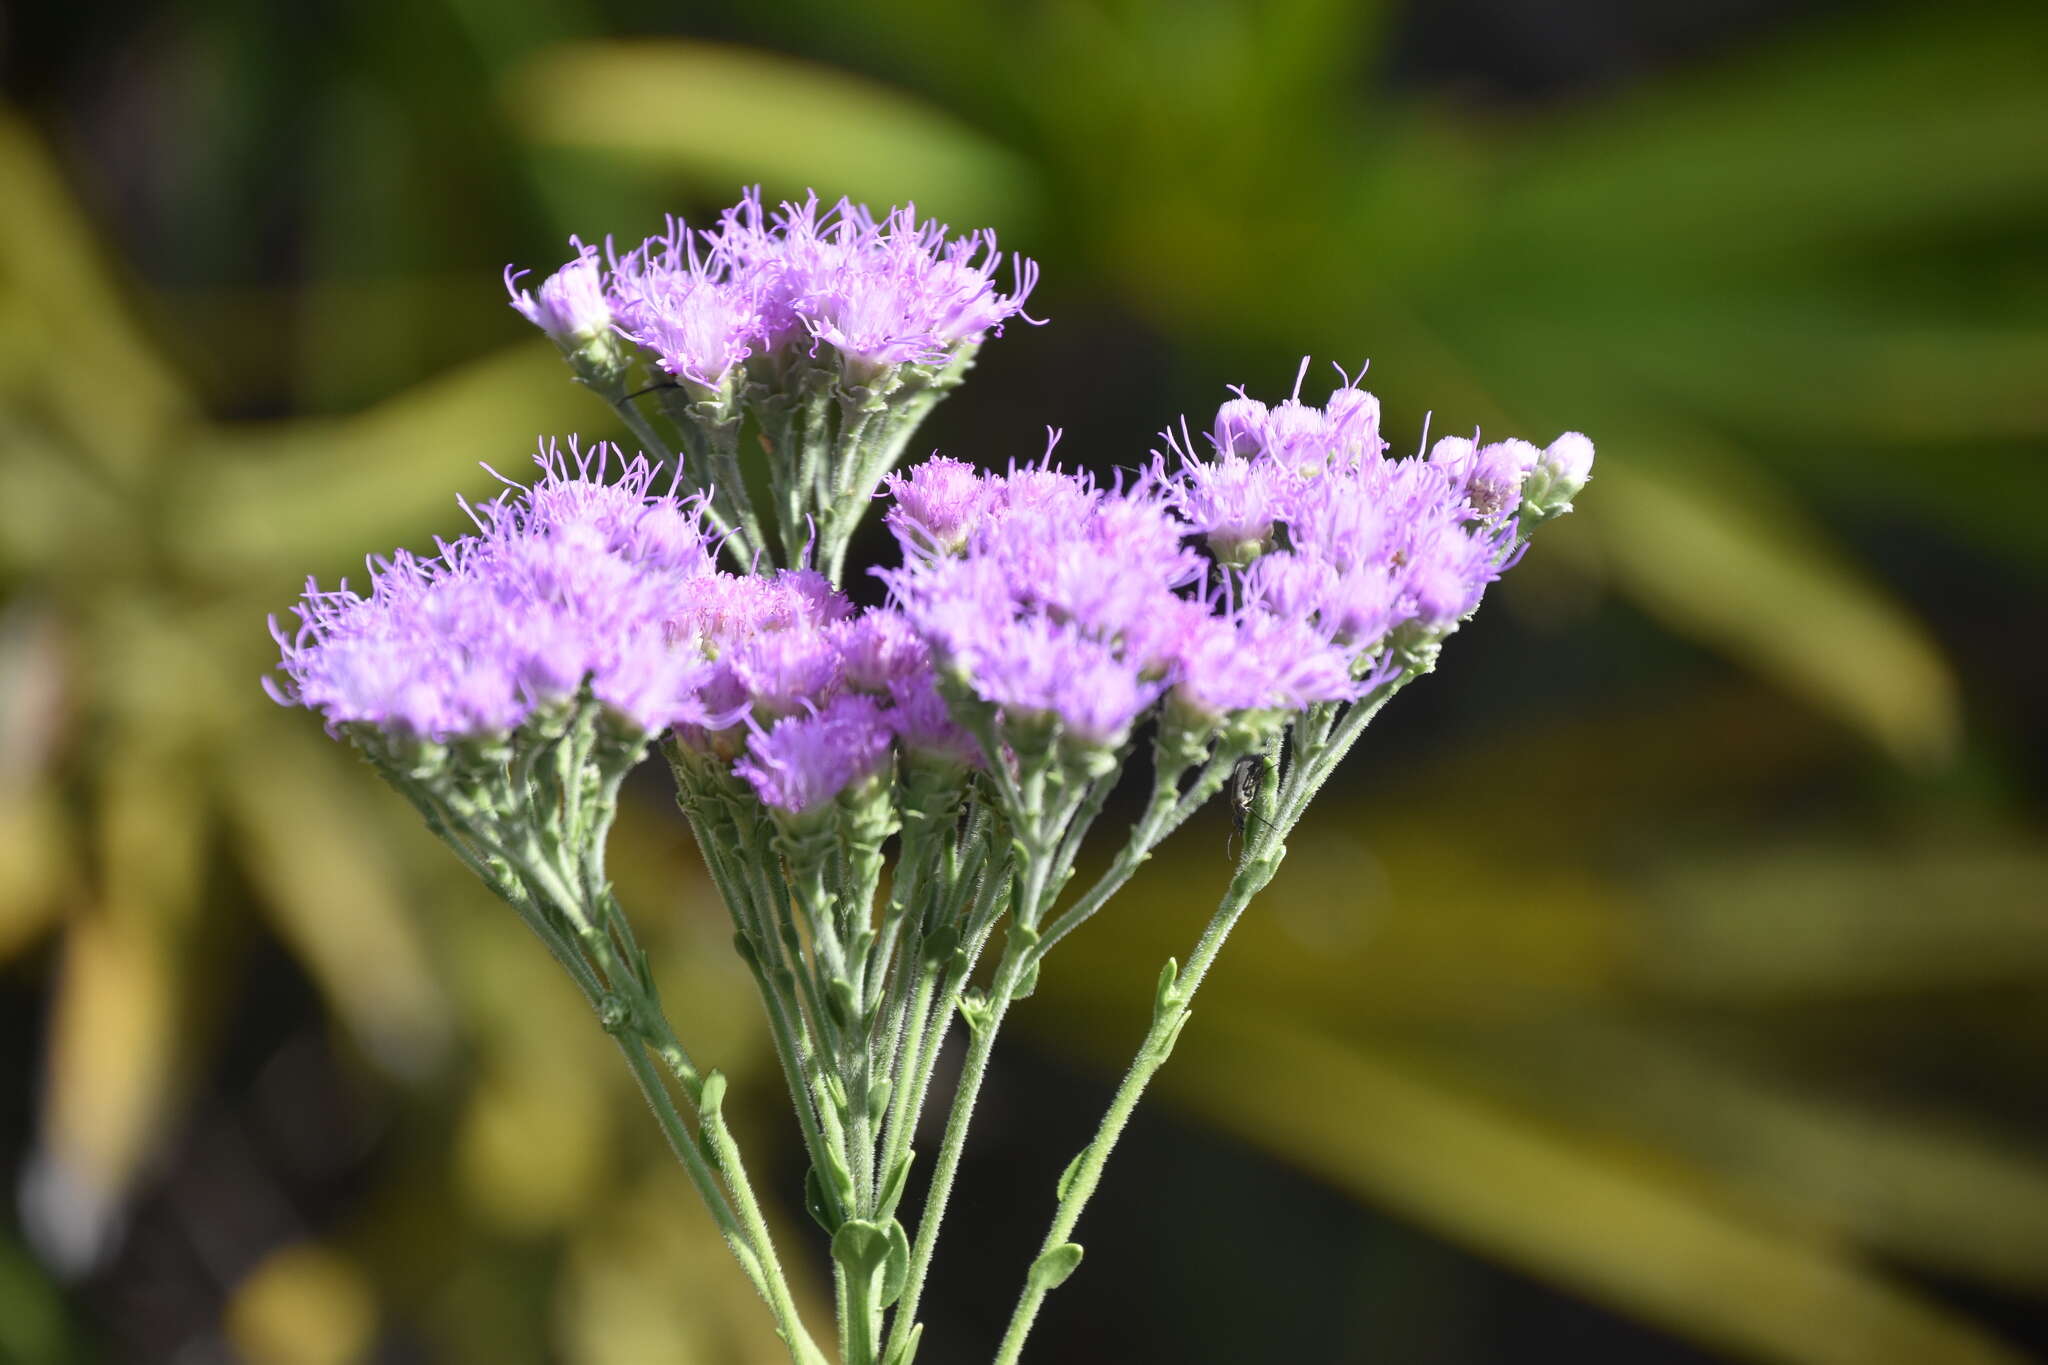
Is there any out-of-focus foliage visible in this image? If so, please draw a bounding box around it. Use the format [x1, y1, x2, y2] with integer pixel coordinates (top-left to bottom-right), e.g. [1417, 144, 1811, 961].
[1, 0, 2043, 1360]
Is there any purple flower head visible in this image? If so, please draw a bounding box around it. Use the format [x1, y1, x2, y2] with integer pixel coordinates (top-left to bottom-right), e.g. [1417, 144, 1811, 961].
[1241, 551, 1335, 620]
[1429, 435, 1540, 520]
[882, 554, 1012, 681]
[268, 442, 730, 741]
[506, 239, 611, 343]
[1260, 399, 1329, 462]
[1404, 519, 1514, 631]
[1155, 425, 1289, 563]
[883, 456, 995, 555]
[733, 693, 894, 814]
[606, 220, 762, 390]
[882, 462, 1197, 747]
[671, 569, 854, 650]
[886, 668, 978, 766]
[1211, 396, 1270, 458]
[725, 628, 845, 718]
[1539, 431, 1596, 486]
[1170, 610, 1359, 720]
[1324, 386, 1386, 462]
[784, 200, 1039, 375]
[961, 617, 1164, 748]
[1158, 367, 1558, 658]
[992, 461, 1100, 522]
[834, 610, 931, 693]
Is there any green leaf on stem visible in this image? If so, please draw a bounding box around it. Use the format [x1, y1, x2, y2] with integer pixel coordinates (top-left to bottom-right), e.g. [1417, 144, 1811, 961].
[828, 976, 861, 1031]
[1026, 1243, 1085, 1293]
[958, 989, 993, 1035]
[831, 1217, 909, 1306]
[882, 1322, 923, 1365]
[697, 1069, 727, 1119]
[803, 1164, 842, 1236]
[918, 925, 959, 965]
[878, 1149, 915, 1215]
[1154, 958, 1182, 1020]
[879, 1219, 911, 1309]
[1056, 1149, 1089, 1203]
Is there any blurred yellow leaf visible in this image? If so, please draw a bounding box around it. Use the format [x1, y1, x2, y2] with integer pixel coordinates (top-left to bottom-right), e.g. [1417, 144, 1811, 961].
[503, 41, 1040, 233]
[220, 718, 452, 1078]
[24, 717, 215, 1268]
[226, 1241, 378, 1365]
[1587, 452, 1958, 768]
[94, 735, 211, 937]
[1422, 1015, 2048, 1292]
[1065, 810, 1633, 1020]
[180, 342, 594, 583]
[561, 1170, 816, 1365]
[0, 791, 68, 959]
[1642, 837, 2048, 999]
[0, 413, 135, 579]
[456, 1058, 613, 1236]
[28, 913, 180, 1271]
[1042, 1003, 2031, 1365]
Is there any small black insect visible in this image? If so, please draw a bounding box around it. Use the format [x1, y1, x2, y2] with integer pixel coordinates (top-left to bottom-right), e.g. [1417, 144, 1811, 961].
[1225, 754, 1274, 860]
[622, 378, 683, 403]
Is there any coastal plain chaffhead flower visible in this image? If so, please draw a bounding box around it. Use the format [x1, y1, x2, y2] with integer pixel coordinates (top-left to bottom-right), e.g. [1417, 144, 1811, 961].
[265, 442, 731, 741]
[508, 190, 1039, 393]
[266, 445, 969, 815]
[732, 693, 896, 815]
[271, 165, 1609, 1365]
[1159, 370, 1595, 659]
[875, 368, 1597, 752]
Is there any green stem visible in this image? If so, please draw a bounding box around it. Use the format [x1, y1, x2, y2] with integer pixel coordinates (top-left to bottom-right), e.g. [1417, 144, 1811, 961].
[991, 812, 1284, 1365]
[608, 1031, 763, 1281]
[873, 831, 1002, 1220]
[881, 838, 1048, 1364]
[993, 672, 1423, 1362]
[689, 804, 841, 1188]
[882, 945, 1027, 1364]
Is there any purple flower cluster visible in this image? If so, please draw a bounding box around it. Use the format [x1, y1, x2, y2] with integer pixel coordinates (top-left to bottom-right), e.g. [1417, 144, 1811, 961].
[880, 448, 1356, 748]
[510, 190, 1038, 391]
[881, 372, 1595, 748]
[675, 579, 973, 813]
[268, 446, 969, 813]
[1164, 373, 1594, 648]
[267, 443, 727, 740]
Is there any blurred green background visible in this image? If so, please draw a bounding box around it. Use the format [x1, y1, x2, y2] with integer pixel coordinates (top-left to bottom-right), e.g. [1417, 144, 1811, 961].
[2, 0, 2045, 1361]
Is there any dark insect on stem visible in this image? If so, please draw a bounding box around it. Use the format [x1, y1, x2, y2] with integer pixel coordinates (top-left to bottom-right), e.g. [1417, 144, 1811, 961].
[1225, 754, 1274, 861]
[622, 379, 682, 402]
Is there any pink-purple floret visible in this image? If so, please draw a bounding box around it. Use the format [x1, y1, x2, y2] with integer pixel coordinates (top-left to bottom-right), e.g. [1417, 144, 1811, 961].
[268, 376, 1592, 814]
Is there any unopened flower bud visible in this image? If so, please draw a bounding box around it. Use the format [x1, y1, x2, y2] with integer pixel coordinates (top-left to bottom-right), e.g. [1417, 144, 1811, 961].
[1542, 431, 1596, 486]
[1211, 397, 1268, 458]
[508, 243, 611, 345]
[1324, 387, 1383, 457]
[507, 242, 627, 383]
[1518, 431, 1596, 524]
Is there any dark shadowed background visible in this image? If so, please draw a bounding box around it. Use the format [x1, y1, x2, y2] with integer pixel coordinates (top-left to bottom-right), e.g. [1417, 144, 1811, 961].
[2, 1, 2046, 1361]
